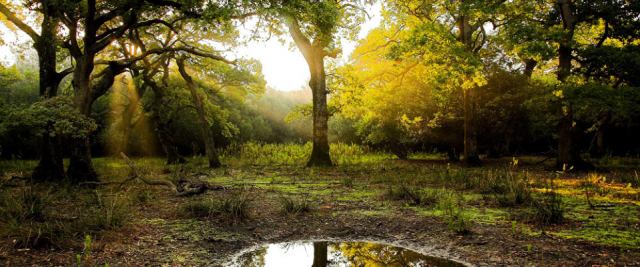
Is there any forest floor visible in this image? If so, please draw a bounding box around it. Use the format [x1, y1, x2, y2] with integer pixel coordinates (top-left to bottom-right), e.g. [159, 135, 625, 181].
[1, 155, 639, 266]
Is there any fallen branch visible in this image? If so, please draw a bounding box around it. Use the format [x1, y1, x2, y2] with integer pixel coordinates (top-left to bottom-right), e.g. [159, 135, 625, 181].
[79, 175, 138, 189]
[534, 155, 556, 165]
[120, 152, 207, 197]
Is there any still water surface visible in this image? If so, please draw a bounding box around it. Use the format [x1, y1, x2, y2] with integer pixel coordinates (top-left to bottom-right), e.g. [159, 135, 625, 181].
[228, 241, 465, 267]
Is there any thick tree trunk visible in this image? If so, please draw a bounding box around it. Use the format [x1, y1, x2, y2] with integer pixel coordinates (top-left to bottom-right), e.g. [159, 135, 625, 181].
[31, 7, 65, 182]
[177, 59, 221, 168]
[156, 122, 185, 165]
[285, 18, 333, 167]
[67, 54, 101, 183]
[463, 87, 481, 166]
[67, 137, 99, 183]
[555, 0, 594, 171]
[306, 55, 333, 167]
[458, 14, 481, 167]
[312, 242, 328, 267]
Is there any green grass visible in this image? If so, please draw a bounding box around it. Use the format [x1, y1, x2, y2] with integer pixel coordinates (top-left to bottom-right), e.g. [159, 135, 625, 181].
[1, 148, 640, 251]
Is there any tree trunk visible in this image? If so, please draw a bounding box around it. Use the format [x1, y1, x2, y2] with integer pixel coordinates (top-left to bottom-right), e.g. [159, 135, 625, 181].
[67, 54, 100, 183]
[554, 0, 594, 171]
[118, 83, 144, 155]
[150, 93, 184, 165]
[176, 58, 221, 168]
[312, 242, 328, 267]
[156, 122, 185, 165]
[463, 86, 481, 166]
[458, 13, 481, 167]
[31, 6, 65, 182]
[306, 55, 333, 167]
[285, 18, 333, 167]
[594, 110, 611, 158]
[144, 64, 186, 165]
[523, 58, 537, 78]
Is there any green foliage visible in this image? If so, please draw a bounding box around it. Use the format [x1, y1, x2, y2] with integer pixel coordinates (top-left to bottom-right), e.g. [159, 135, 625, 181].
[0, 96, 97, 139]
[77, 235, 93, 267]
[220, 142, 389, 166]
[0, 64, 21, 91]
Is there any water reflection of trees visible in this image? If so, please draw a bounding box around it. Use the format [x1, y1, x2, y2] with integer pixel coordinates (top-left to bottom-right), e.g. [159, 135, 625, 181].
[231, 241, 463, 267]
[332, 242, 461, 267]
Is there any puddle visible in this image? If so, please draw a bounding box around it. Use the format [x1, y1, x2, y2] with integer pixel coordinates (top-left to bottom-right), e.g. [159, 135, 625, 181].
[228, 241, 466, 266]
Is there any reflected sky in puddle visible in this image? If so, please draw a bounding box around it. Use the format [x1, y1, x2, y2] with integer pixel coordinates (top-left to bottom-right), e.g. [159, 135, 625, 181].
[229, 241, 465, 267]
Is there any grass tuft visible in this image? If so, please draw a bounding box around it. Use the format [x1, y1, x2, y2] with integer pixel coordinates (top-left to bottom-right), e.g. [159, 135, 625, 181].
[278, 195, 313, 214]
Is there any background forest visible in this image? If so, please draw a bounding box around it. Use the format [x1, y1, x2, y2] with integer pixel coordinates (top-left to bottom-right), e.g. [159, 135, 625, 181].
[1, 0, 638, 172]
[1, 0, 640, 266]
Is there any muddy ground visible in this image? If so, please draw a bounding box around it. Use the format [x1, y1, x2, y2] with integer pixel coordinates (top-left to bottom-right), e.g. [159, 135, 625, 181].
[1, 158, 639, 266]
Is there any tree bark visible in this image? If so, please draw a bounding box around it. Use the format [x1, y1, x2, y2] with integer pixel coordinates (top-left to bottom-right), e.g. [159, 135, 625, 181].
[176, 58, 222, 168]
[523, 58, 537, 78]
[594, 110, 611, 158]
[463, 86, 481, 166]
[31, 4, 66, 182]
[285, 17, 333, 167]
[555, 0, 593, 170]
[457, 12, 481, 167]
[306, 54, 333, 167]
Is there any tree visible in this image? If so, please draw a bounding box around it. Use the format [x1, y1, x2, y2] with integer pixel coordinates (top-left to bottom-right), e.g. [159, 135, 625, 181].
[52, 0, 247, 181]
[1, 0, 74, 181]
[501, 0, 640, 170]
[386, 0, 509, 166]
[264, 0, 370, 167]
[120, 14, 263, 167]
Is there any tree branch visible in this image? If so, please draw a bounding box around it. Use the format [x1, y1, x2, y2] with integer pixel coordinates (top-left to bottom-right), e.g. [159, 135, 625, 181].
[0, 3, 40, 41]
